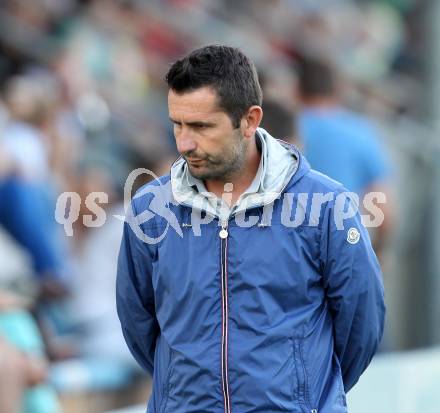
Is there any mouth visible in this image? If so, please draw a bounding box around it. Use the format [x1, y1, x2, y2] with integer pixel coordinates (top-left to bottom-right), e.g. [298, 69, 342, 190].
[187, 158, 205, 166]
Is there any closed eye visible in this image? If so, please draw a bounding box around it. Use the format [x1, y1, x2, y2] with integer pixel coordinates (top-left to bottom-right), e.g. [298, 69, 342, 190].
[169, 118, 215, 129]
[192, 123, 209, 129]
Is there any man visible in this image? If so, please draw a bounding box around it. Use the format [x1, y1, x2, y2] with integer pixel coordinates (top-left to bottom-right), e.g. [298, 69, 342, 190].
[117, 45, 385, 413]
[297, 56, 392, 258]
[0, 147, 65, 299]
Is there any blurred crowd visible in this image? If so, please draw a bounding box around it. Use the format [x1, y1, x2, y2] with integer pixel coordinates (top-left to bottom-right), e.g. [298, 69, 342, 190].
[0, 0, 426, 412]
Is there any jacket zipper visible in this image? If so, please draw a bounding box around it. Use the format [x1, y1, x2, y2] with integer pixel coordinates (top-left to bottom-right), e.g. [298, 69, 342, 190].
[219, 220, 231, 413]
[177, 162, 299, 412]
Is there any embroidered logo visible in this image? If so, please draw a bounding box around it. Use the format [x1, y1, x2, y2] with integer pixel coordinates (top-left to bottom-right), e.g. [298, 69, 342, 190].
[347, 227, 360, 244]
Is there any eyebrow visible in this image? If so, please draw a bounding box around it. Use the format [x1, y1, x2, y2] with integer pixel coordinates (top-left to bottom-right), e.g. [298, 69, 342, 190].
[169, 117, 216, 127]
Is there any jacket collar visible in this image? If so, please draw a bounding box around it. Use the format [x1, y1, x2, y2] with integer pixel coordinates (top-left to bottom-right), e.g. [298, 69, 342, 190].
[170, 127, 307, 220]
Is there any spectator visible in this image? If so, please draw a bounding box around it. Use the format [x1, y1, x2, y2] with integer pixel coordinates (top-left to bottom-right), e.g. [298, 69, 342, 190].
[0, 74, 69, 298]
[0, 335, 30, 413]
[297, 56, 393, 257]
[0, 290, 61, 413]
[0, 147, 64, 413]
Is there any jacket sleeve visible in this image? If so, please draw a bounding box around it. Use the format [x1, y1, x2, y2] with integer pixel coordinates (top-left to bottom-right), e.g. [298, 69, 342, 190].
[320, 191, 385, 392]
[116, 202, 159, 376]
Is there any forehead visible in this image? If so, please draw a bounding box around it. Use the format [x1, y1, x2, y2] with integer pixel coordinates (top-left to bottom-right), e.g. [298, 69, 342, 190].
[168, 86, 224, 119]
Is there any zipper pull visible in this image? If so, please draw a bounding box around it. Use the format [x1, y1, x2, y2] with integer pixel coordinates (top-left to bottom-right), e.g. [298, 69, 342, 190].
[311, 410, 318, 413]
[219, 222, 228, 239]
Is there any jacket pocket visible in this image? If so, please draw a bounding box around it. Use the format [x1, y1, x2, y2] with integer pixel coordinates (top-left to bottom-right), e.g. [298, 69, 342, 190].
[332, 353, 347, 408]
[293, 337, 319, 413]
[157, 348, 175, 413]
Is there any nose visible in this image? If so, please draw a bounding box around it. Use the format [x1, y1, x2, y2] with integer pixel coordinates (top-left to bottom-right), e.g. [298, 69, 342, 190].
[175, 128, 197, 154]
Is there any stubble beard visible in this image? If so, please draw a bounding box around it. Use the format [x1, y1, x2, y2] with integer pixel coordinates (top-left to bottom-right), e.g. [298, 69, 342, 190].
[187, 132, 248, 183]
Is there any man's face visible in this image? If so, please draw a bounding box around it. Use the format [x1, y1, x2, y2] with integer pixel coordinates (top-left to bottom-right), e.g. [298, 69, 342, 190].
[168, 86, 247, 181]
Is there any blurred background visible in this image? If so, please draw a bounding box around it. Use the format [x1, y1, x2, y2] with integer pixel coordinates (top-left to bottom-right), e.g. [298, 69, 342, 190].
[0, 0, 439, 412]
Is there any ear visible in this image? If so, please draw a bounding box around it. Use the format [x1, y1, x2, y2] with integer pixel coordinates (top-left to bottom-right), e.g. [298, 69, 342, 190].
[241, 105, 263, 139]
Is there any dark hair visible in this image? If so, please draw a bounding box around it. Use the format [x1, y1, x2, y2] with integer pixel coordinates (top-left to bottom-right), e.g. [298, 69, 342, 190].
[165, 45, 262, 128]
[260, 99, 296, 141]
[297, 56, 336, 98]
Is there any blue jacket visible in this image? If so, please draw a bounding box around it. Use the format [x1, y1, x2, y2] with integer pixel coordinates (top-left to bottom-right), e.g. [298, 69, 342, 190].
[116, 131, 385, 413]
